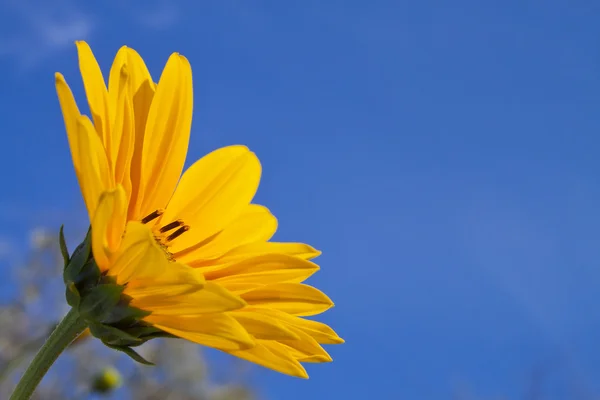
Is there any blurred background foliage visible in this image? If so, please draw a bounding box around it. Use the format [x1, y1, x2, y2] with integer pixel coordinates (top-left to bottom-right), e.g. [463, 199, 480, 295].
[0, 227, 256, 400]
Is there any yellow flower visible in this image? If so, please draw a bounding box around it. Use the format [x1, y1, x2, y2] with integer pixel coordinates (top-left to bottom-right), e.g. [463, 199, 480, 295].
[55, 41, 343, 378]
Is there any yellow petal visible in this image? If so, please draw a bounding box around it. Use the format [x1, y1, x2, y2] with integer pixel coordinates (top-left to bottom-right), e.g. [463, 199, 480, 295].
[230, 310, 299, 341]
[107, 46, 128, 109]
[130, 281, 245, 315]
[241, 283, 334, 317]
[124, 261, 206, 308]
[228, 341, 308, 378]
[105, 222, 205, 295]
[161, 145, 262, 253]
[211, 282, 264, 295]
[138, 53, 192, 217]
[205, 254, 319, 290]
[223, 242, 322, 261]
[106, 222, 165, 284]
[246, 308, 344, 345]
[117, 48, 157, 220]
[108, 47, 156, 104]
[146, 313, 254, 351]
[174, 204, 277, 263]
[192, 242, 322, 271]
[76, 41, 112, 159]
[55, 73, 82, 182]
[279, 327, 332, 363]
[125, 262, 205, 292]
[91, 187, 128, 271]
[111, 65, 135, 201]
[76, 116, 114, 221]
[125, 281, 200, 300]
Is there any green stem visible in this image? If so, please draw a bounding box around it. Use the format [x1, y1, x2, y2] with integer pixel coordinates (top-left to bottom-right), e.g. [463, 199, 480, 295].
[10, 308, 87, 400]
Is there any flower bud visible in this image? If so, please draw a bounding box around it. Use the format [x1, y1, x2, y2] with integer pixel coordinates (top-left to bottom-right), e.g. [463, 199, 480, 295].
[91, 366, 122, 394]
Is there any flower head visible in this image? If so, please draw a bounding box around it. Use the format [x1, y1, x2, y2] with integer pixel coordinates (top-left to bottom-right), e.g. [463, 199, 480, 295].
[56, 41, 342, 378]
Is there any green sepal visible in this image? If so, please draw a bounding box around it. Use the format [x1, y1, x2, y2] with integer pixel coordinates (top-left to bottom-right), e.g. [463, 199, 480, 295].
[88, 321, 174, 348]
[63, 230, 97, 291]
[79, 284, 124, 323]
[106, 344, 154, 366]
[64, 229, 91, 283]
[65, 282, 80, 308]
[59, 225, 70, 268]
[66, 259, 102, 293]
[124, 325, 167, 339]
[89, 322, 143, 347]
[138, 330, 177, 341]
[101, 302, 151, 326]
[115, 329, 177, 347]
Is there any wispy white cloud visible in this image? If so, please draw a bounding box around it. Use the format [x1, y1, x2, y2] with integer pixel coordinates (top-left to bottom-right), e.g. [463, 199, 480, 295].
[109, 0, 181, 31]
[0, 0, 187, 71]
[0, 0, 94, 70]
[134, 2, 180, 31]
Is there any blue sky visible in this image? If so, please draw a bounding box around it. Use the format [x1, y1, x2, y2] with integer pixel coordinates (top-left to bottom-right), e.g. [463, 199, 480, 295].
[1, 0, 600, 398]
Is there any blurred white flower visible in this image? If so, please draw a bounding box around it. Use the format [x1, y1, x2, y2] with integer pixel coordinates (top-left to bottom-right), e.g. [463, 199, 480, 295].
[29, 228, 53, 250]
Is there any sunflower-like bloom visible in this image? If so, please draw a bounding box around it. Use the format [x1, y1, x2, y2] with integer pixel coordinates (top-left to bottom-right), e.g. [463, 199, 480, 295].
[55, 42, 342, 378]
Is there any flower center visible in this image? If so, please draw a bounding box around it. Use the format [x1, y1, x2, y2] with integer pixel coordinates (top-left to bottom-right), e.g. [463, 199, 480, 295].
[141, 209, 190, 245]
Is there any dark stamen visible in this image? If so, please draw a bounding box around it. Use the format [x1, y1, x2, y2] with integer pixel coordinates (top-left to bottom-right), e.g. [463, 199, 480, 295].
[166, 226, 189, 242]
[160, 220, 184, 233]
[141, 209, 163, 224]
